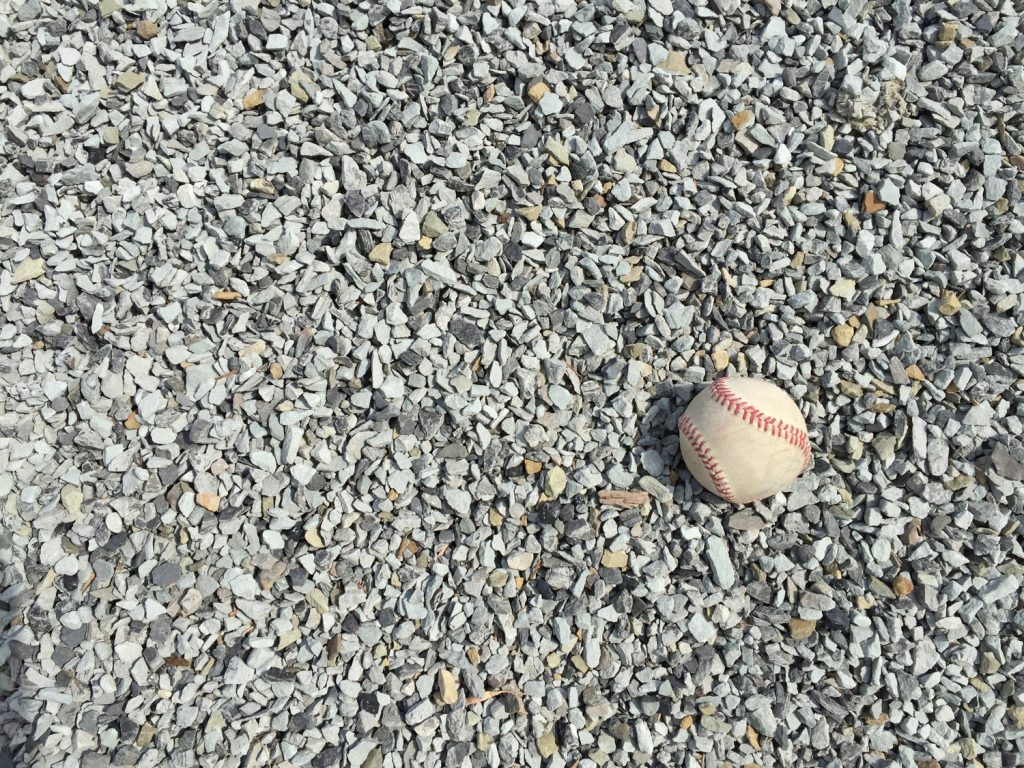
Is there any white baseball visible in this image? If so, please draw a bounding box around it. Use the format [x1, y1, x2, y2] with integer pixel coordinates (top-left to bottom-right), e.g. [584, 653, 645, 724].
[678, 377, 810, 504]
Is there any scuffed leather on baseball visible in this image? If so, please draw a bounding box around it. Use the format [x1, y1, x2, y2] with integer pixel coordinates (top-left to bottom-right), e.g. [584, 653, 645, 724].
[678, 377, 811, 504]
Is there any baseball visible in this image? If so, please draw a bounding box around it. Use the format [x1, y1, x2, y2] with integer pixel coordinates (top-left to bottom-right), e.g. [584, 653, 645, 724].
[678, 377, 810, 504]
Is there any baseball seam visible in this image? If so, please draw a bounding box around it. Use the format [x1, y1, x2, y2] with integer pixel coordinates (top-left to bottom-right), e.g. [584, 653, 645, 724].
[678, 414, 738, 504]
[709, 378, 812, 467]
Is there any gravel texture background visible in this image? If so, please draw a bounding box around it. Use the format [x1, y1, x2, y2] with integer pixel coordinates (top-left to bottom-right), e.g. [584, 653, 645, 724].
[2, 0, 1023, 766]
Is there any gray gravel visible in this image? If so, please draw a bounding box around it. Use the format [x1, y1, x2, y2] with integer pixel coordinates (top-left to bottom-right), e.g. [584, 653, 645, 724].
[2, 0, 1024, 767]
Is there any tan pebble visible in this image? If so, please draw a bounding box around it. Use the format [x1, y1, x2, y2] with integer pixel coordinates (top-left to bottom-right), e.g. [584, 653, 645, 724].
[937, 291, 961, 316]
[136, 20, 159, 39]
[242, 89, 266, 110]
[11, 257, 45, 285]
[438, 668, 459, 705]
[369, 243, 392, 265]
[789, 618, 817, 640]
[543, 467, 567, 498]
[269, 362, 284, 379]
[212, 290, 240, 301]
[892, 572, 914, 597]
[832, 324, 855, 347]
[536, 730, 558, 759]
[659, 51, 689, 74]
[905, 364, 925, 381]
[116, 71, 146, 92]
[250, 178, 276, 195]
[524, 459, 543, 475]
[711, 348, 730, 371]
[601, 550, 629, 569]
[195, 493, 220, 512]
[306, 588, 329, 613]
[124, 412, 141, 430]
[305, 529, 324, 548]
[746, 724, 760, 750]
[518, 205, 543, 222]
[526, 82, 550, 103]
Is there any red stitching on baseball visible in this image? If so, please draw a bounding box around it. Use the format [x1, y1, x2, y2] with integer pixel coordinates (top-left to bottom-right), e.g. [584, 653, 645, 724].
[679, 414, 738, 503]
[709, 378, 811, 467]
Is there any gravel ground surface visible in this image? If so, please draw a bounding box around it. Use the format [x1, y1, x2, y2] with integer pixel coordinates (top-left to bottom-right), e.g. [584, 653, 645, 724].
[2, 0, 1023, 766]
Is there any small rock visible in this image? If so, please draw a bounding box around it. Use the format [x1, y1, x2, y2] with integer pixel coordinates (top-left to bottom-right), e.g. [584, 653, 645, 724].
[877, 179, 900, 205]
[659, 51, 689, 73]
[704, 537, 736, 589]
[892, 573, 914, 597]
[832, 324, 855, 347]
[421, 211, 448, 238]
[731, 110, 753, 130]
[406, 700, 434, 726]
[368, 243, 392, 265]
[150, 562, 182, 587]
[789, 618, 817, 640]
[116, 71, 146, 92]
[195, 493, 220, 512]
[11, 258, 45, 285]
[991, 443, 1024, 481]
[688, 612, 715, 643]
[136, 20, 159, 39]
[437, 669, 458, 705]
[830, 278, 856, 300]
[307, 588, 329, 613]
[537, 92, 562, 116]
[978, 575, 1018, 604]
[507, 552, 533, 571]
[527, 82, 550, 103]
[921, 182, 950, 217]
[242, 89, 266, 109]
[601, 550, 629, 569]
[545, 138, 570, 166]
[543, 467, 567, 498]
[60, 485, 83, 516]
[863, 191, 886, 213]
[937, 292, 961, 316]
[537, 730, 558, 759]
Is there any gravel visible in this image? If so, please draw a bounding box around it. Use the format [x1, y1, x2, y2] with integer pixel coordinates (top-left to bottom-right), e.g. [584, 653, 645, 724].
[1, 1, 1023, 767]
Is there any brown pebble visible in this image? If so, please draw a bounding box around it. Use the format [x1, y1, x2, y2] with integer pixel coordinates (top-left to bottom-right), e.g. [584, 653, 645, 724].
[731, 110, 753, 130]
[893, 573, 914, 597]
[863, 191, 886, 213]
[136, 20, 159, 39]
[124, 412, 140, 430]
